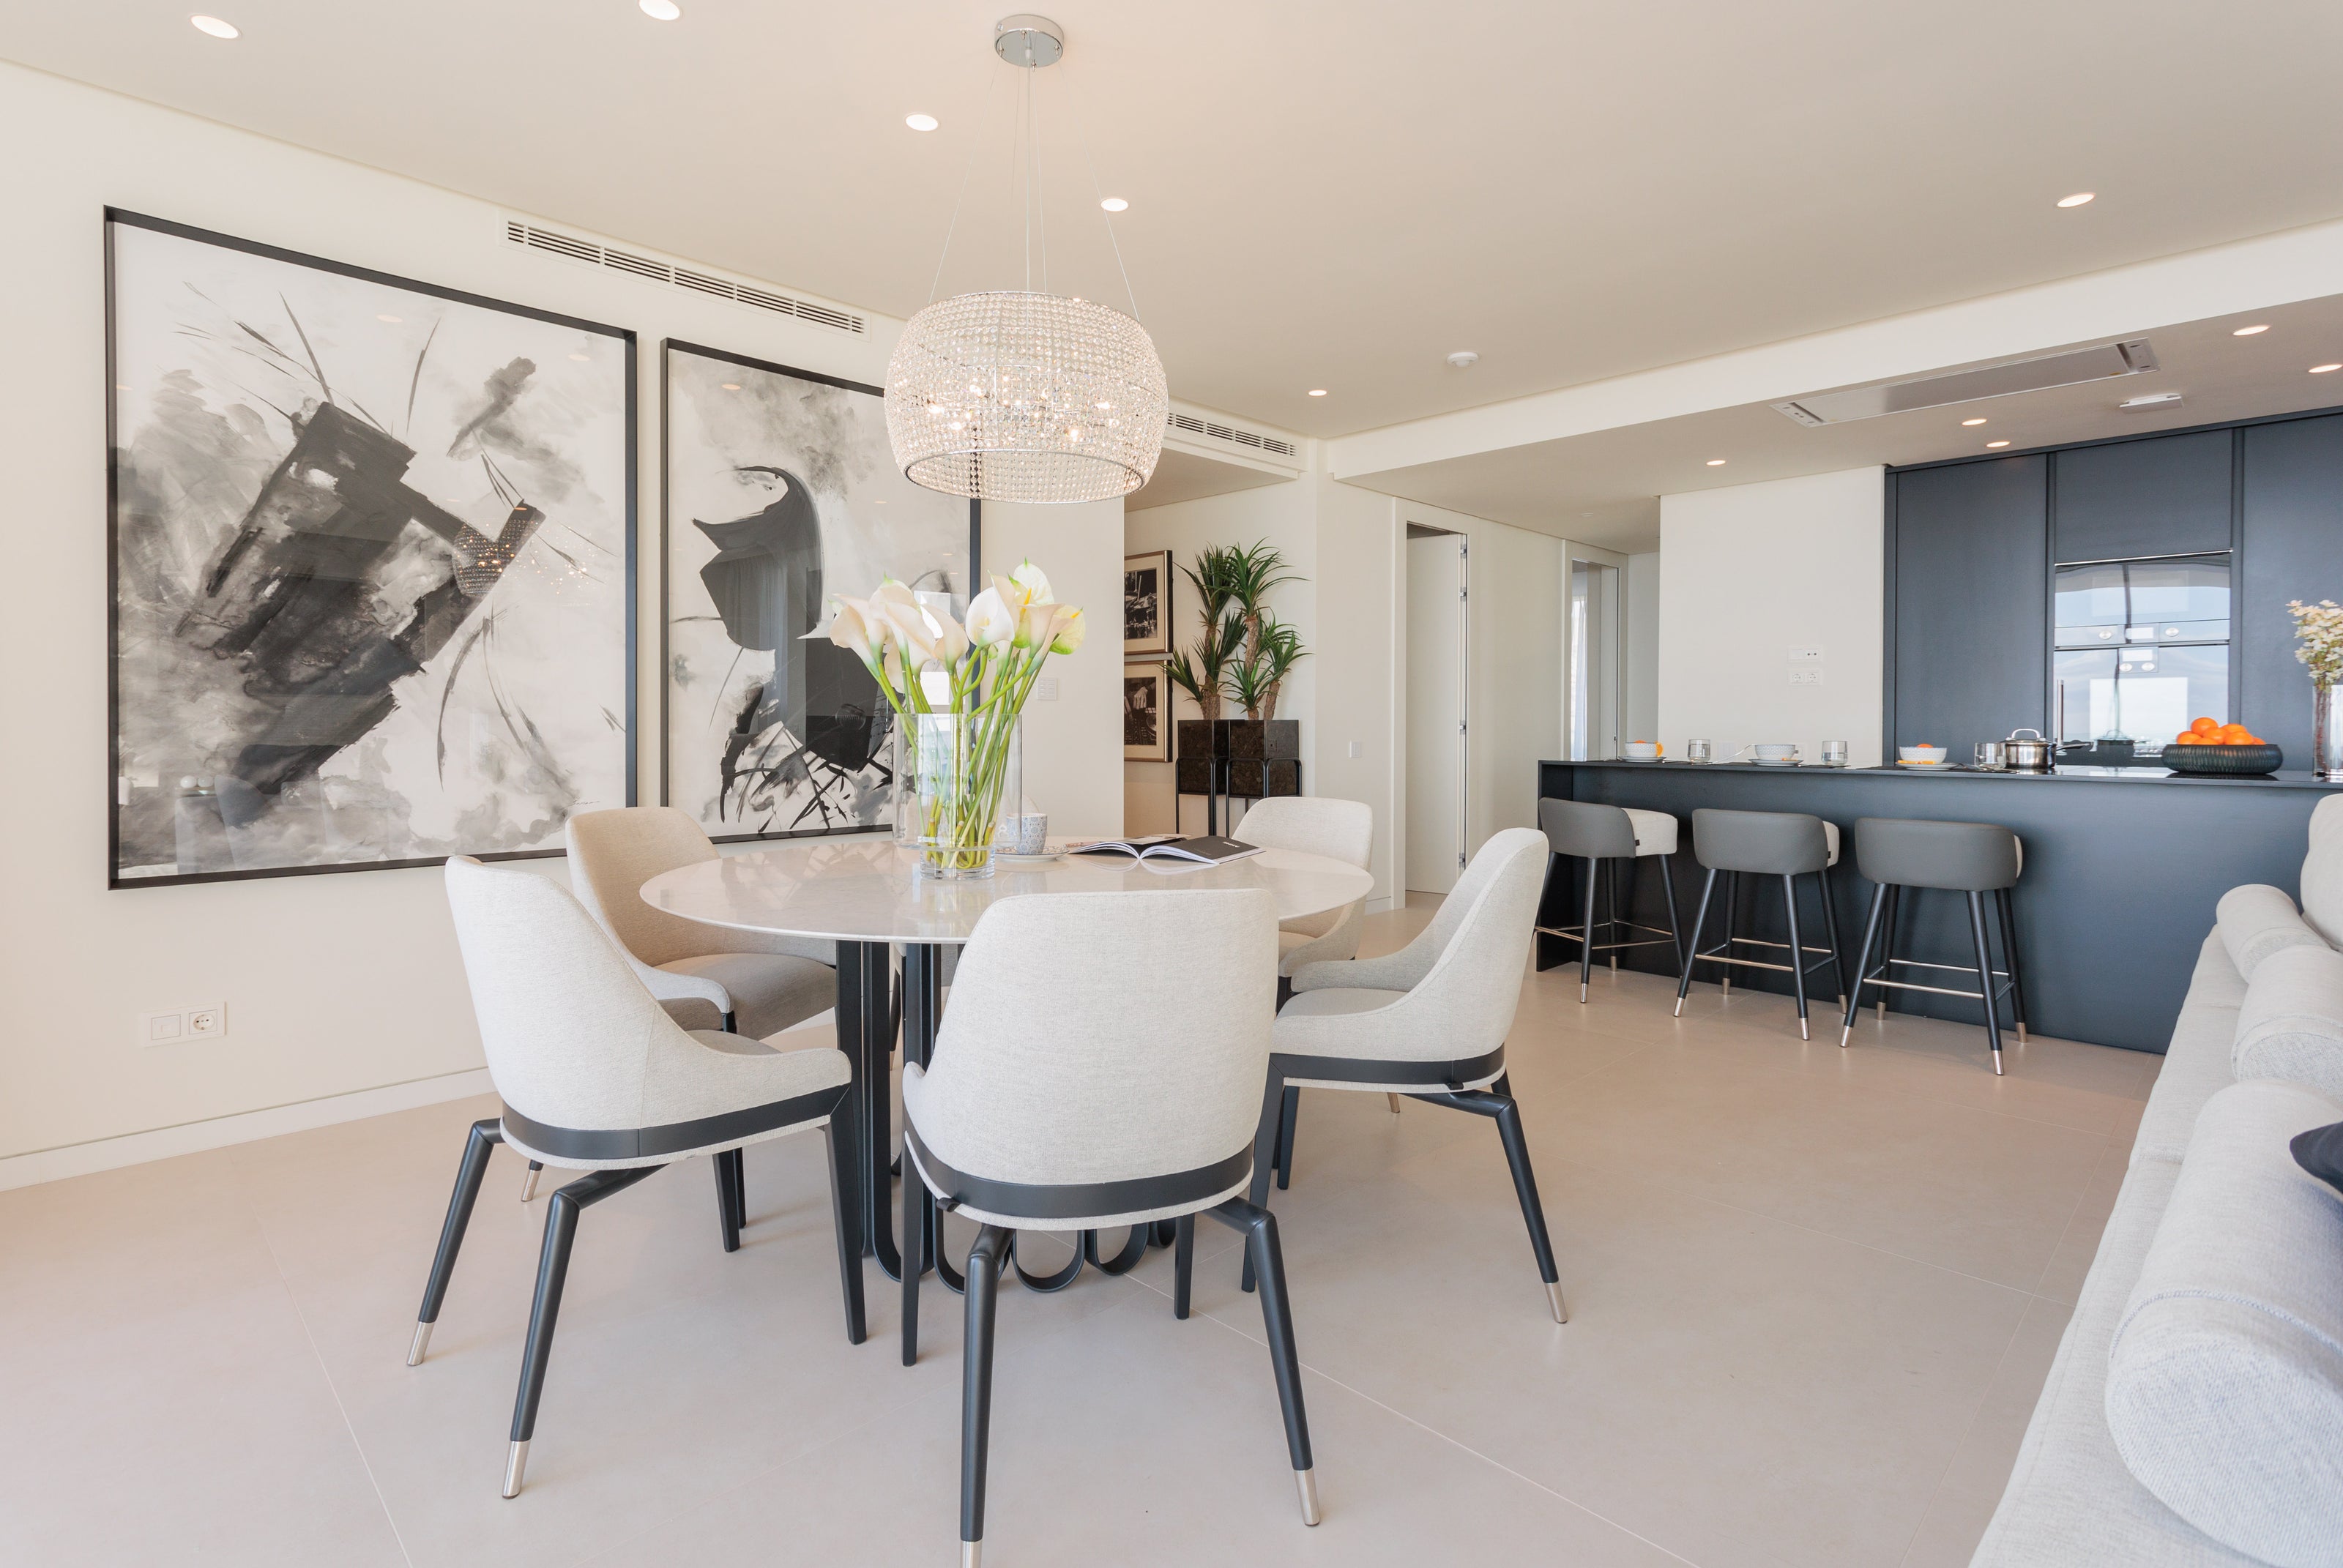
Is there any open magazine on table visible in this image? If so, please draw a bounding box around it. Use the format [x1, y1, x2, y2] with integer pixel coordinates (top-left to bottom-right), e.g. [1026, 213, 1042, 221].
[1066, 834, 1264, 866]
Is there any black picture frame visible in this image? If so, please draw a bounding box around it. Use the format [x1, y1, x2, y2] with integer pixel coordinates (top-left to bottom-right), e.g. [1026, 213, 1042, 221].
[658, 339, 978, 843]
[105, 209, 638, 889]
[1125, 548, 1174, 658]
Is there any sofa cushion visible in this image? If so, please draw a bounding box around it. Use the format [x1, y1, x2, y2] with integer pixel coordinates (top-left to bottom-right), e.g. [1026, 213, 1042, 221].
[2301, 796, 2343, 949]
[2106, 1079, 2343, 1568]
[1971, 1155, 2260, 1567]
[2235, 943, 2343, 1102]
[2218, 883, 2328, 981]
[2132, 936, 2243, 1167]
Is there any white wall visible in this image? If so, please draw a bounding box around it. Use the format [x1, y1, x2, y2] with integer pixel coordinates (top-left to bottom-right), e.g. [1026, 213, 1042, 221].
[1656, 467, 1885, 766]
[0, 64, 1122, 1176]
[1308, 476, 1401, 909]
[984, 499, 1125, 840]
[1623, 551, 1661, 743]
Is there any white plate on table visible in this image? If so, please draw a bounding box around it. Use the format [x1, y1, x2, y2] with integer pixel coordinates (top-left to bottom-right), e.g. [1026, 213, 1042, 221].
[992, 849, 1065, 864]
[1895, 759, 1953, 769]
[1750, 758, 1802, 767]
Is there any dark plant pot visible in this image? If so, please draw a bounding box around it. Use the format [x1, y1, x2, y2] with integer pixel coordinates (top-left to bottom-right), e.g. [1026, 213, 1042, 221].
[1229, 758, 1303, 797]
[2161, 744, 2284, 776]
[1218, 719, 1300, 761]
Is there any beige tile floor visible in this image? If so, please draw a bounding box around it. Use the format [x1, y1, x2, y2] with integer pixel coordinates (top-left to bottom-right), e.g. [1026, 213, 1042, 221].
[0, 900, 2155, 1567]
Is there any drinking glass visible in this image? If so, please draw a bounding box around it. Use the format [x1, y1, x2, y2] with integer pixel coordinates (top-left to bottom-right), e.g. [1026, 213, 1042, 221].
[1822, 740, 1850, 767]
[1686, 739, 1713, 765]
[1975, 741, 2007, 770]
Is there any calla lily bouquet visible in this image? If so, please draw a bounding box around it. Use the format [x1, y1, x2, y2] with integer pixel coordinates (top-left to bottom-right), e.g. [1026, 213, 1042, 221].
[813, 560, 1084, 876]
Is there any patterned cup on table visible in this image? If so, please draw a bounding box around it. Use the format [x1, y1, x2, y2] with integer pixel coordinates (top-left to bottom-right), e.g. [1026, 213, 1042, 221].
[1007, 813, 1049, 856]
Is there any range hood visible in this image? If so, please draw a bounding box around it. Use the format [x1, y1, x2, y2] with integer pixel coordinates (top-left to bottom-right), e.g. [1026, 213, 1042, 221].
[1770, 339, 2160, 426]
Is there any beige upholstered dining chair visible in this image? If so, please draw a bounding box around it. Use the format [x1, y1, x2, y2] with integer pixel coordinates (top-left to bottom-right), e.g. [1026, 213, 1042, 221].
[411, 857, 862, 1498]
[898, 886, 1320, 1566]
[1257, 827, 1568, 1322]
[1238, 796, 1375, 983]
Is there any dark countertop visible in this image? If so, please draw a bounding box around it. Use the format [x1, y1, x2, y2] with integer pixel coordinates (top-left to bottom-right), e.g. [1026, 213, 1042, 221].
[1546, 759, 2343, 791]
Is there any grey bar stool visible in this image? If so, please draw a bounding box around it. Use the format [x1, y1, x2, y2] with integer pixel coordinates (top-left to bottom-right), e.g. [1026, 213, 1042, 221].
[1536, 799, 1685, 1001]
[1839, 817, 2028, 1074]
[1673, 808, 1847, 1039]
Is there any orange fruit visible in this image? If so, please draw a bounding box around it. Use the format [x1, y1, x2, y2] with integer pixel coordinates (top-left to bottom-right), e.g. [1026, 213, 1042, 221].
[2191, 717, 2219, 735]
[2172, 731, 2197, 744]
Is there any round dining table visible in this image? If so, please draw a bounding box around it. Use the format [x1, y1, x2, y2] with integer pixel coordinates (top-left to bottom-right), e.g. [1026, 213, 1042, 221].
[639, 834, 1375, 1314]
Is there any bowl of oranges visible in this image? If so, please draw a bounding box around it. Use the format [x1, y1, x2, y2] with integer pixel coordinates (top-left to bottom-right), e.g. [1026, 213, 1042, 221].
[2163, 717, 2282, 776]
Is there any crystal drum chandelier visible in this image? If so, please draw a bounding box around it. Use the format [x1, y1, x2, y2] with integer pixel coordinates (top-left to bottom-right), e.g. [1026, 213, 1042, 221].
[885, 16, 1169, 504]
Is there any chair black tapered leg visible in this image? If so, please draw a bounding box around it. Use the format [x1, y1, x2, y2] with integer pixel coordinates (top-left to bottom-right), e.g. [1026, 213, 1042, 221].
[1967, 891, 2005, 1075]
[1721, 872, 1740, 996]
[409, 1117, 503, 1367]
[1579, 854, 1598, 1001]
[1274, 1085, 1300, 1190]
[1603, 858, 1620, 971]
[1658, 853, 1685, 977]
[1675, 867, 1718, 1015]
[712, 1149, 744, 1253]
[959, 1225, 1011, 1565]
[1781, 874, 1810, 1039]
[521, 1160, 541, 1203]
[1240, 1066, 1286, 1294]
[902, 1138, 926, 1366]
[822, 1120, 865, 1345]
[1877, 885, 1901, 1020]
[1409, 1089, 1568, 1321]
[1841, 881, 1888, 1045]
[1209, 1197, 1319, 1526]
[1817, 865, 1848, 1007]
[1998, 886, 2030, 1042]
[1172, 1214, 1196, 1320]
[504, 1164, 660, 1498]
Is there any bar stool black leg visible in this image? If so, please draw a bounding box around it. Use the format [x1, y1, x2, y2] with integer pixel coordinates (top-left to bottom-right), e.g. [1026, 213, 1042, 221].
[1997, 886, 2030, 1042]
[1876, 885, 1901, 1020]
[1781, 874, 1810, 1039]
[1578, 854, 1599, 1001]
[1603, 859, 1620, 972]
[1721, 872, 1739, 996]
[1964, 891, 2005, 1075]
[1658, 854, 1685, 977]
[1674, 867, 1718, 1015]
[1817, 866, 1848, 1007]
[1841, 882, 1888, 1045]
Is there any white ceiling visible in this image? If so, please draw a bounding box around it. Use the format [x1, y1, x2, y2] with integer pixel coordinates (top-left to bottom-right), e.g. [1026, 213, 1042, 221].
[12, 1, 2343, 444]
[1348, 295, 2343, 552]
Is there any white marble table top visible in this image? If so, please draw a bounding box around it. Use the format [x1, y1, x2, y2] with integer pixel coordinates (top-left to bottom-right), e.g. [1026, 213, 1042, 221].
[640, 836, 1377, 946]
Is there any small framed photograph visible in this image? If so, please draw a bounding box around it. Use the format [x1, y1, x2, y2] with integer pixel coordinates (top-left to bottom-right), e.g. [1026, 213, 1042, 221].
[1124, 548, 1174, 658]
[1124, 662, 1172, 761]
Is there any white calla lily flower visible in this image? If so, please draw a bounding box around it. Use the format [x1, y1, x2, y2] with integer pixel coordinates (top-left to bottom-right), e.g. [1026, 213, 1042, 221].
[966, 586, 1017, 646]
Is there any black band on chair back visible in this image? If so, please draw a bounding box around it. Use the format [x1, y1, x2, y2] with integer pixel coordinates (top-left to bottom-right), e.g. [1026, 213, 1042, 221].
[902, 1127, 1254, 1221]
[501, 1083, 846, 1162]
[1540, 797, 1638, 861]
[1692, 808, 1829, 876]
[1269, 1043, 1507, 1091]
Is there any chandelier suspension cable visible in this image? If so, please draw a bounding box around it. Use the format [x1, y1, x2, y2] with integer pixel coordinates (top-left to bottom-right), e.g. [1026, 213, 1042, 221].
[1061, 53, 1143, 324]
[925, 66, 1003, 305]
[1031, 61, 1048, 295]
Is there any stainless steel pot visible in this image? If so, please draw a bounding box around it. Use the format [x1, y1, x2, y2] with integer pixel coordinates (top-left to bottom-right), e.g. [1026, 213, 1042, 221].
[2004, 727, 2054, 773]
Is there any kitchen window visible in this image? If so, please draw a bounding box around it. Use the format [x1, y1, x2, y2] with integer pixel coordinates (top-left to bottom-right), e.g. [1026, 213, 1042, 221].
[2052, 553, 2230, 750]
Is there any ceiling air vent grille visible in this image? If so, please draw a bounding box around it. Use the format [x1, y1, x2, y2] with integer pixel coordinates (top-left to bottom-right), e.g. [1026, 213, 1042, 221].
[1166, 411, 1300, 460]
[502, 220, 865, 335]
[1771, 339, 2158, 426]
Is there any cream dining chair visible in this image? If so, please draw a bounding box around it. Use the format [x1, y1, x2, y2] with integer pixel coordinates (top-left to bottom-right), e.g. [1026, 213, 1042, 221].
[410, 856, 863, 1498]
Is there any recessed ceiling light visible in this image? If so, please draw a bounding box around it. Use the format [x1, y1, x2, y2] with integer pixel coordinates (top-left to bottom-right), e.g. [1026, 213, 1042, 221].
[2313, 364, 2343, 375]
[1307, 389, 1327, 397]
[376, 313, 401, 324]
[2056, 192, 2095, 208]
[569, 352, 590, 362]
[720, 381, 742, 391]
[190, 15, 239, 38]
[1446, 351, 1479, 368]
[905, 113, 939, 132]
[1961, 417, 1987, 426]
[1705, 459, 1726, 466]
[638, 0, 680, 19]
[1986, 439, 2011, 448]
[2233, 324, 2271, 336]
[1100, 198, 1128, 212]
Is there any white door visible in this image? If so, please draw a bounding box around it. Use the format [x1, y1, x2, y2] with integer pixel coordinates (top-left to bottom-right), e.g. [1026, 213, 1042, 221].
[1406, 532, 1467, 895]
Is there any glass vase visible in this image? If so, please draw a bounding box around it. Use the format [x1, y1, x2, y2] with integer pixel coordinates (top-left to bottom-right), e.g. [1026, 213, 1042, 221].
[895, 712, 1021, 879]
[2319, 684, 2342, 781]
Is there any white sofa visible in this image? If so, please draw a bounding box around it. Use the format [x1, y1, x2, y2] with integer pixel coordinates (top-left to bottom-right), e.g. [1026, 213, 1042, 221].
[1973, 796, 2343, 1568]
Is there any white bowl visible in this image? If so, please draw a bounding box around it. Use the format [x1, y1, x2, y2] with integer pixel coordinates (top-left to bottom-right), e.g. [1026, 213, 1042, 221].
[1898, 746, 1948, 764]
[1623, 742, 1661, 760]
[1751, 743, 1797, 758]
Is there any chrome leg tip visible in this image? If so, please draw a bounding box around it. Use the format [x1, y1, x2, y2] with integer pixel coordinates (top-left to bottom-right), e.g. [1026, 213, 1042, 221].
[406, 1321, 433, 1367]
[1579, 983, 1589, 1002]
[1991, 1053, 2005, 1077]
[1546, 1281, 1570, 1324]
[1385, 1093, 1403, 1115]
[502, 1440, 529, 1498]
[1798, 1020, 1810, 1042]
[1671, 998, 1684, 1018]
[1295, 1468, 1322, 1526]
[961, 1540, 983, 1568]
[1837, 1027, 1851, 1050]
[519, 1167, 540, 1203]
[2016, 1024, 2029, 1043]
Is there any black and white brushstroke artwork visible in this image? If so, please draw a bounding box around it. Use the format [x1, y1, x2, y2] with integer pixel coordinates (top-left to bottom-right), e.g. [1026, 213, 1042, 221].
[663, 342, 964, 840]
[107, 213, 633, 886]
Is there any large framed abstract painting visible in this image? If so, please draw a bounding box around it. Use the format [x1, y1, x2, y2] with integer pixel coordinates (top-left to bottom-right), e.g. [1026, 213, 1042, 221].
[106, 211, 635, 887]
[661, 341, 972, 841]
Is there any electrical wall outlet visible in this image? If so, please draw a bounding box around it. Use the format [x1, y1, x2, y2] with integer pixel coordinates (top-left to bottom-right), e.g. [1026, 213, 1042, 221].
[1034, 676, 1059, 702]
[1789, 668, 1825, 686]
[140, 1004, 226, 1045]
[1787, 646, 1825, 662]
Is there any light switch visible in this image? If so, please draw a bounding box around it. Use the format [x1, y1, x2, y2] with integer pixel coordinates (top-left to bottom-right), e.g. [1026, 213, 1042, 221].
[1035, 676, 1059, 702]
[1346, 740, 1363, 759]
